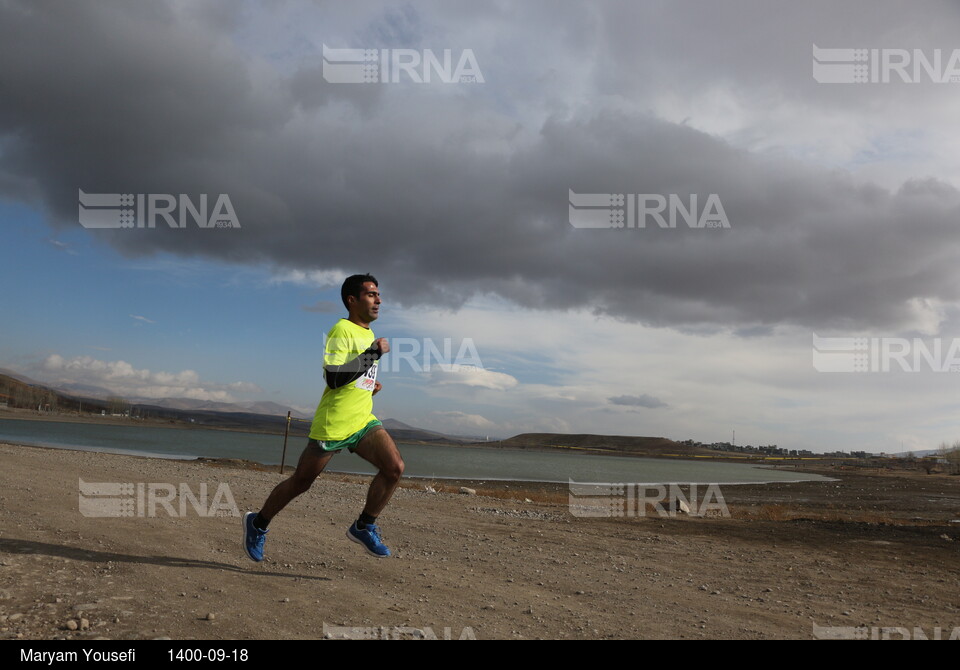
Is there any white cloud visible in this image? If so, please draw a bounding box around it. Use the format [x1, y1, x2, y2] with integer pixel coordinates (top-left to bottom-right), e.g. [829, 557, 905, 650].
[903, 297, 946, 336]
[47, 238, 78, 255]
[429, 364, 518, 390]
[269, 269, 344, 289]
[228, 381, 263, 393]
[40, 354, 259, 402]
[432, 410, 497, 431]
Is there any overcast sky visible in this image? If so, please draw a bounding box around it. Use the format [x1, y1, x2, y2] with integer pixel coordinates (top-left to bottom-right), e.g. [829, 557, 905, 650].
[3, 0, 960, 452]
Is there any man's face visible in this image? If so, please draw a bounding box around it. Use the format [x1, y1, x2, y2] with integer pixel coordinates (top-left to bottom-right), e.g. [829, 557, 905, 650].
[350, 282, 381, 323]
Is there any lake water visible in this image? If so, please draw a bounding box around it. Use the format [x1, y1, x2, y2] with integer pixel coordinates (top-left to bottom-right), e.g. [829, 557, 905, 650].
[0, 417, 831, 485]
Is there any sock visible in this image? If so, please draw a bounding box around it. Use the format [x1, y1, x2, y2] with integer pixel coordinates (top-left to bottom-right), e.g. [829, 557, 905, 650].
[253, 512, 270, 532]
[356, 512, 377, 530]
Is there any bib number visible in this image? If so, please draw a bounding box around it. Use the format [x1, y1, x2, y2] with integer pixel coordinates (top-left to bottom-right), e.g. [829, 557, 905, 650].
[355, 362, 378, 391]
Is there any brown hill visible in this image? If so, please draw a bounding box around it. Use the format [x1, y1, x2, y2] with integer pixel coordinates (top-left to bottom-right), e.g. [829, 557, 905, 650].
[0, 372, 97, 413]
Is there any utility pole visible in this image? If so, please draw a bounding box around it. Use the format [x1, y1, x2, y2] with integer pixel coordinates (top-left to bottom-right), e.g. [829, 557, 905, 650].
[280, 411, 291, 474]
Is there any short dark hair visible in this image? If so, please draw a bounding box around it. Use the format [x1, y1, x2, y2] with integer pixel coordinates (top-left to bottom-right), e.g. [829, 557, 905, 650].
[341, 274, 378, 309]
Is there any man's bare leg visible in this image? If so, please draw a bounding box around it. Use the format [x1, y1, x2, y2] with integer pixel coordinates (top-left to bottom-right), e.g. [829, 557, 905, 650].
[351, 428, 405, 518]
[259, 441, 334, 522]
[244, 441, 334, 562]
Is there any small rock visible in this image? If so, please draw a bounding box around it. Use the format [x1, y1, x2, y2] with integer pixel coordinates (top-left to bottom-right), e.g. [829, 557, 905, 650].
[459, 487, 477, 496]
[65, 620, 78, 631]
[8, 613, 22, 622]
[205, 613, 216, 621]
[80, 618, 90, 630]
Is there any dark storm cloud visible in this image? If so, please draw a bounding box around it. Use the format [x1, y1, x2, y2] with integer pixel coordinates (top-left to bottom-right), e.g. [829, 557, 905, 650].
[3, 0, 960, 333]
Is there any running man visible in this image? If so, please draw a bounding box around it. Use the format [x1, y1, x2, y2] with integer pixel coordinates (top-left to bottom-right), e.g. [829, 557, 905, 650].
[243, 274, 404, 560]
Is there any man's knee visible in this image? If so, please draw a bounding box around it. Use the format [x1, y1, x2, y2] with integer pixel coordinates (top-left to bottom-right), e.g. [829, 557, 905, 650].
[289, 473, 317, 495]
[382, 457, 404, 483]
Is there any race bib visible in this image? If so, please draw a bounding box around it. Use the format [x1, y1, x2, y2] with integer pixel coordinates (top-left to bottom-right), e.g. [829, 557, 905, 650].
[355, 362, 378, 391]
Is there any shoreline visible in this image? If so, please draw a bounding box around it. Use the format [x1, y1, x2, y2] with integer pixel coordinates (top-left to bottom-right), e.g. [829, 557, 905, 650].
[0, 409, 294, 437]
[0, 438, 836, 488]
[0, 409, 872, 471]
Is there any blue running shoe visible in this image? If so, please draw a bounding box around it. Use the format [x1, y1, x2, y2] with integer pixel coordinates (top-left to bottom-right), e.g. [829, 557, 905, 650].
[243, 512, 268, 562]
[347, 521, 391, 558]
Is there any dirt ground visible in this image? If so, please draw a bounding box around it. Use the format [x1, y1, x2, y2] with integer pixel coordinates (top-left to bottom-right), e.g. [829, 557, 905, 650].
[0, 442, 958, 640]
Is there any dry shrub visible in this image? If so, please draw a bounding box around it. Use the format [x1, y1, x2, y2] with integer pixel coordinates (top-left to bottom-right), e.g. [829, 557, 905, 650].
[752, 504, 790, 521]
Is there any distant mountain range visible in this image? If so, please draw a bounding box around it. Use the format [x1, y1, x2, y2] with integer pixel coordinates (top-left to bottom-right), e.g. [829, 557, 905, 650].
[0, 368, 311, 419]
[470, 432, 699, 455]
[127, 396, 310, 419]
[378, 418, 482, 444]
[2, 370, 740, 456]
[0, 370, 469, 443]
